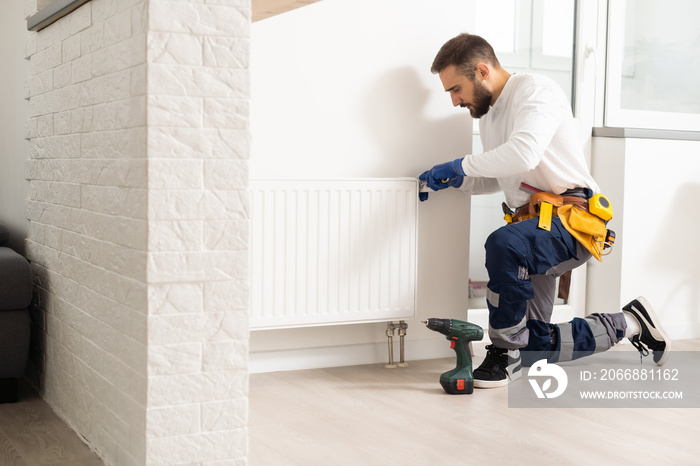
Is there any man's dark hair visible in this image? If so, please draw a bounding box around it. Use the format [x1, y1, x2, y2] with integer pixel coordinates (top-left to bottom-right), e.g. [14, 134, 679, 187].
[431, 33, 501, 80]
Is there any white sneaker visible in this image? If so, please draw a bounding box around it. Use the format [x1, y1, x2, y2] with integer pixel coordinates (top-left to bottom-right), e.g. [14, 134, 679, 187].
[623, 297, 671, 366]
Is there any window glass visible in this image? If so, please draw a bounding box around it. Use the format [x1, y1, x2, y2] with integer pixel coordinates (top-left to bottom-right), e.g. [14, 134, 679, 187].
[605, 0, 700, 130]
[620, 0, 700, 114]
[475, 0, 518, 54]
[541, 0, 574, 58]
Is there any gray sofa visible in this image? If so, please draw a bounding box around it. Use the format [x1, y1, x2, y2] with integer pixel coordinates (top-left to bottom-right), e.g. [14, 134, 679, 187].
[0, 225, 32, 403]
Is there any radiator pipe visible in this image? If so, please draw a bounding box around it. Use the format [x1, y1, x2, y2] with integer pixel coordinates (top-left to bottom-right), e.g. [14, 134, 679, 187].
[385, 322, 397, 368]
[397, 320, 408, 367]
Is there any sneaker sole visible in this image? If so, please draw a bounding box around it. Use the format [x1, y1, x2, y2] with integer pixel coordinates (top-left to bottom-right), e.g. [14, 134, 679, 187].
[631, 296, 672, 366]
[474, 379, 509, 389]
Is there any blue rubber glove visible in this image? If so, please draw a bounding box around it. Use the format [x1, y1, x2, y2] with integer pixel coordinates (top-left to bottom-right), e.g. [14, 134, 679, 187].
[418, 158, 465, 201]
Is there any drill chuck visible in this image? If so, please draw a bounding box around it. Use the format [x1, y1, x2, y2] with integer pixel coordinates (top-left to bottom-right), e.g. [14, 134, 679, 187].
[423, 318, 452, 336]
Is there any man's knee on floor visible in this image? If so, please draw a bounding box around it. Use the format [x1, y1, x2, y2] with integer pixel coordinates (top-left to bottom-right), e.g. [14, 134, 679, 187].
[521, 320, 559, 366]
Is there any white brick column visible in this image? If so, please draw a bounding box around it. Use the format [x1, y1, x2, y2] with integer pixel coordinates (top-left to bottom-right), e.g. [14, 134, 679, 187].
[24, 0, 251, 464]
[145, 0, 250, 463]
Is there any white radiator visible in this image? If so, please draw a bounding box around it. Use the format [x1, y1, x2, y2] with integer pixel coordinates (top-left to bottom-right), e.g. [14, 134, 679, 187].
[250, 179, 418, 329]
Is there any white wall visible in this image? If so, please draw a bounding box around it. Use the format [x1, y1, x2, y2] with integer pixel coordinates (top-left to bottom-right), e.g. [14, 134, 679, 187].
[0, 2, 30, 254]
[251, 0, 474, 179]
[588, 136, 700, 339]
[250, 0, 475, 370]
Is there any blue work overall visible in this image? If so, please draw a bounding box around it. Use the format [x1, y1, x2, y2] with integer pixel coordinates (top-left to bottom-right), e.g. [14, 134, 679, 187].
[483, 216, 627, 366]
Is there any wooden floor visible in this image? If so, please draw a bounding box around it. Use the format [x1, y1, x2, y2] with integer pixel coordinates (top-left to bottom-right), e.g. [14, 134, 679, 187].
[3, 341, 697, 465]
[250, 339, 700, 466]
[0, 380, 103, 466]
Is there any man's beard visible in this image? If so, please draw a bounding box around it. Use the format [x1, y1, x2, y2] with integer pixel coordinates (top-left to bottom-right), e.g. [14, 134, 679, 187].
[463, 80, 492, 119]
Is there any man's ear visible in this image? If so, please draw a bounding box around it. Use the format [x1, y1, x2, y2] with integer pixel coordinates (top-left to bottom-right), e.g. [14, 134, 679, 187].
[475, 63, 490, 81]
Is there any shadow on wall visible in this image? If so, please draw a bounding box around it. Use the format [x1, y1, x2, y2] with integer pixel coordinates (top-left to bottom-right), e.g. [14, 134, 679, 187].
[362, 66, 472, 176]
[1, 224, 26, 256]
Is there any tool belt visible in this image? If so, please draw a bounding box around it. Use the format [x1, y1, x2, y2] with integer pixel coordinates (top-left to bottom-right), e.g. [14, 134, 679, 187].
[502, 187, 615, 262]
[508, 193, 588, 224]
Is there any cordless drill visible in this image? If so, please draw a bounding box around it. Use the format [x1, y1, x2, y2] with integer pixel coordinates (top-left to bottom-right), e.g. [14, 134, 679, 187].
[423, 318, 484, 394]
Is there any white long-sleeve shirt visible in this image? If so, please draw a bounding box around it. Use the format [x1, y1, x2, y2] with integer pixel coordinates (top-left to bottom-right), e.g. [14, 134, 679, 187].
[459, 73, 599, 208]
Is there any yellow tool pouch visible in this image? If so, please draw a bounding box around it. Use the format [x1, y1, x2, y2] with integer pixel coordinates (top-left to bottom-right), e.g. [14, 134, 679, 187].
[557, 204, 608, 261]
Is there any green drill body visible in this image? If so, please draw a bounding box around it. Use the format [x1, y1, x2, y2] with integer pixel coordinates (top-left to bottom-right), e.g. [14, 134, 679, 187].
[424, 318, 484, 394]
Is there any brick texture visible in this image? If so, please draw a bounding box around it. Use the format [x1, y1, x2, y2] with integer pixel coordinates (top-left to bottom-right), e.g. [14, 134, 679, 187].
[24, 0, 251, 464]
